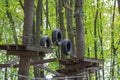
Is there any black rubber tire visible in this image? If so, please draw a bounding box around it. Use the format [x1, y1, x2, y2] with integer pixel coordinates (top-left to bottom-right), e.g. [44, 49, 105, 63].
[61, 39, 72, 55]
[52, 29, 63, 46]
[40, 36, 51, 48]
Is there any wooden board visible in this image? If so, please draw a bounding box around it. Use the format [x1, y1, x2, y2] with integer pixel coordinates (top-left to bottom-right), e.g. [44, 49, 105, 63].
[0, 44, 26, 51]
[27, 45, 53, 53]
[56, 66, 100, 75]
[56, 62, 97, 75]
[0, 58, 57, 68]
[55, 66, 101, 77]
[59, 57, 103, 66]
[57, 57, 103, 75]
[0, 44, 54, 56]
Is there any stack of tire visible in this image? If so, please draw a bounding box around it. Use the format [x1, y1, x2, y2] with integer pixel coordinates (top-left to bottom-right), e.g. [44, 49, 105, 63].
[40, 29, 72, 55]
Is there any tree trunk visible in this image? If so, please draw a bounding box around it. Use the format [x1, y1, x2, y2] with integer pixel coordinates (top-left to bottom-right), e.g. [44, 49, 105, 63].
[94, 4, 98, 59]
[65, 0, 75, 57]
[56, 0, 59, 28]
[46, 0, 48, 29]
[33, 0, 44, 79]
[58, 0, 66, 39]
[33, 0, 41, 77]
[75, 0, 85, 80]
[99, 12, 105, 80]
[117, 0, 120, 14]
[111, 1, 116, 80]
[18, 0, 34, 80]
[18, 57, 30, 80]
[22, 0, 34, 45]
[75, 0, 85, 58]
[94, 0, 99, 79]
[58, 0, 66, 59]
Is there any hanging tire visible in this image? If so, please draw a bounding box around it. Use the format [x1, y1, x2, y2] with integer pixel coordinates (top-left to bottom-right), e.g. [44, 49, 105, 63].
[52, 29, 63, 46]
[61, 39, 72, 55]
[40, 36, 51, 48]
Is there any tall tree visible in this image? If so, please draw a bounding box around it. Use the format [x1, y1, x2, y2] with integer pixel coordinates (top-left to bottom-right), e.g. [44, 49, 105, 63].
[117, 0, 120, 14]
[99, 12, 105, 80]
[111, 1, 116, 80]
[58, 0, 66, 59]
[33, 0, 43, 79]
[75, 0, 85, 58]
[65, 0, 75, 57]
[75, 0, 85, 80]
[94, 0, 99, 79]
[46, 0, 49, 29]
[18, 0, 34, 80]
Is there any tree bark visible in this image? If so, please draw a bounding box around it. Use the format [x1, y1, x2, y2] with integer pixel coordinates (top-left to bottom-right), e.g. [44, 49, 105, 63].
[94, 0, 99, 79]
[46, 0, 48, 29]
[75, 0, 85, 58]
[58, 0, 66, 39]
[117, 0, 120, 14]
[99, 12, 105, 80]
[18, 0, 34, 80]
[33, 0, 44, 79]
[22, 0, 34, 45]
[75, 0, 85, 80]
[65, 0, 75, 57]
[94, 7, 98, 59]
[56, 0, 59, 28]
[58, 0, 66, 59]
[111, 1, 116, 80]
[18, 57, 30, 80]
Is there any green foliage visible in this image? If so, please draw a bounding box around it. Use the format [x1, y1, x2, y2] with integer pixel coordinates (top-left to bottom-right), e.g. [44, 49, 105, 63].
[0, 0, 120, 79]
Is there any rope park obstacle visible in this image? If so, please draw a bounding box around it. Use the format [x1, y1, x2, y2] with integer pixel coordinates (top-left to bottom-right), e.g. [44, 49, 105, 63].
[0, 29, 103, 79]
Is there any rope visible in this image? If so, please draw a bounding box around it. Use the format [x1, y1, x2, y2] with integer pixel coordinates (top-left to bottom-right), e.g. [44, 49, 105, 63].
[15, 74, 48, 80]
[1, 66, 120, 80]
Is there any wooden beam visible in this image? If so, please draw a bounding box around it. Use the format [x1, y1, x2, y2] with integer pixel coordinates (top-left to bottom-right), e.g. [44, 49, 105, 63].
[0, 58, 56, 68]
[83, 57, 104, 63]
[57, 62, 94, 75]
[0, 64, 10, 67]
[0, 58, 20, 69]
[35, 64, 63, 76]
[59, 57, 103, 66]
[14, 58, 57, 68]
[7, 50, 40, 57]
[27, 45, 54, 53]
[0, 44, 26, 51]
[0, 44, 54, 53]
[31, 58, 57, 65]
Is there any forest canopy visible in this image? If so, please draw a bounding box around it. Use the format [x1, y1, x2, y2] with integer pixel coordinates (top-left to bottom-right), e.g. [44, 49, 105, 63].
[0, 0, 120, 80]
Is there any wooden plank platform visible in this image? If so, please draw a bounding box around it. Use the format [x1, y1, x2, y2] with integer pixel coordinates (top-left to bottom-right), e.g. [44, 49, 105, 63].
[56, 63, 97, 75]
[0, 58, 57, 68]
[55, 66, 101, 78]
[0, 44, 26, 51]
[56, 57, 103, 75]
[59, 57, 103, 66]
[0, 44, 54, 56]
